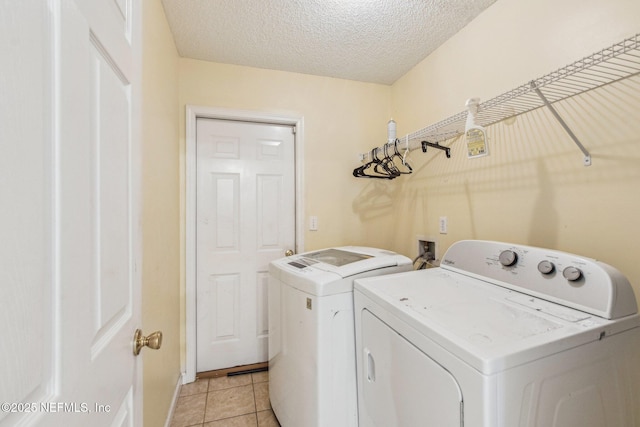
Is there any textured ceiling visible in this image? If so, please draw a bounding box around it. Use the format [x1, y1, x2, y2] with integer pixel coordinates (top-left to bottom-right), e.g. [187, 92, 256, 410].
[161, 0, 497, 85]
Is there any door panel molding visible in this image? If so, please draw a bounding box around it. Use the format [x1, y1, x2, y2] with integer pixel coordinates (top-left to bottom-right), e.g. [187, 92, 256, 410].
[184, 105, 305, 383]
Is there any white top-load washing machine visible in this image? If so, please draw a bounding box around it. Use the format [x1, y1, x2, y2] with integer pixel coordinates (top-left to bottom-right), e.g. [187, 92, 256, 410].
[268, 246, 412, 427]
[354, 240, 640, 427]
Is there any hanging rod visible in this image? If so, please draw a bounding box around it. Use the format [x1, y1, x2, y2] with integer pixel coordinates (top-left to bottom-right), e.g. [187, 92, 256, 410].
[357, 32, 640, 168]
[357, 137, 424, 163]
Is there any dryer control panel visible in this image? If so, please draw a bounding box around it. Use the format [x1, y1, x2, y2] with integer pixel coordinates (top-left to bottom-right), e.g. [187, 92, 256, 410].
[441, 240, 637, 319]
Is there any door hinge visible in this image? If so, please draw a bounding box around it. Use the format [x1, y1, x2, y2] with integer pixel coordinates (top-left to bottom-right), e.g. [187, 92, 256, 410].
[292, 127, 296, 134]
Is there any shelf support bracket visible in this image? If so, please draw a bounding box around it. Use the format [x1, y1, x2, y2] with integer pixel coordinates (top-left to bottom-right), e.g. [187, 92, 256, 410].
[530, 81, 591, 166]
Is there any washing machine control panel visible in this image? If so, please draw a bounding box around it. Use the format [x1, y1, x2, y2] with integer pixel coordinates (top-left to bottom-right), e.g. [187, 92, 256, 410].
[441, 240, 637, 319]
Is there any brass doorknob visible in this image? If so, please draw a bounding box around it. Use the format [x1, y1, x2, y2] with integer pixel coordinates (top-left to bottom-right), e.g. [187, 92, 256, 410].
[133, 329, 163, 356]
[285, 249, 294, 256]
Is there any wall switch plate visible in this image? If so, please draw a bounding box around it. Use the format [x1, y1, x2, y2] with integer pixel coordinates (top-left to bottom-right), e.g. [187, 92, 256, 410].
[309, 216, 318, 231]
[439, 216, 448, 234]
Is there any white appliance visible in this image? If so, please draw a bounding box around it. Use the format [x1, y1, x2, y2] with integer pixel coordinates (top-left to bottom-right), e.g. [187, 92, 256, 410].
[268, 246, 412, 427]
[354, 240, 640, 427]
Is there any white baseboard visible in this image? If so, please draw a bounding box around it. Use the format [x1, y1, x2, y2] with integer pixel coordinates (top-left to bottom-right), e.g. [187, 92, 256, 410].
[164, 373, 184, 427]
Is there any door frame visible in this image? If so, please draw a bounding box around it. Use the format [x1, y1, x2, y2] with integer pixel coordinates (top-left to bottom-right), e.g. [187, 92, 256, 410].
[184, 105, 305, 383]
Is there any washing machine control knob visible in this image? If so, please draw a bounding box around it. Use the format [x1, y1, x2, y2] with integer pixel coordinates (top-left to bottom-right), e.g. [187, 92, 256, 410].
[499, 250, 518, 267]
[563, 266, 583, 282]
[537, 260, 555, 275]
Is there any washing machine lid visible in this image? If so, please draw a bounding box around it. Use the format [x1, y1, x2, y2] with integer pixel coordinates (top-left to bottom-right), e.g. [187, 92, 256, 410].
[300, 248, 373, 266]
[270, 246, 412, 296]
[355, 269, 640, 375]
[299, 246, 408, 277]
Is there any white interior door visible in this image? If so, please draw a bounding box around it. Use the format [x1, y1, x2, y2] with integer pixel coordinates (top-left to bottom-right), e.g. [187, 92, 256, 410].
[0, 1, 141, 426]
[196, 118, 295, 372]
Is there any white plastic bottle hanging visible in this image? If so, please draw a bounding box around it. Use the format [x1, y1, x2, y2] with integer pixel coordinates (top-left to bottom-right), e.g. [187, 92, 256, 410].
[387, 118, 396, 144]
[465, 98, 488, 158]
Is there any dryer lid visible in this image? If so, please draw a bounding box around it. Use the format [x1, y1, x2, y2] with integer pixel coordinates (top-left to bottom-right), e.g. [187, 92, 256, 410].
[355, 269, 640, 375]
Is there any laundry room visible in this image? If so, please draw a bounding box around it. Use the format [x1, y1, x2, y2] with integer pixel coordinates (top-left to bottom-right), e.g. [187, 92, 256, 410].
[6, 0, 640, 425]
[135, 0, 640, 425]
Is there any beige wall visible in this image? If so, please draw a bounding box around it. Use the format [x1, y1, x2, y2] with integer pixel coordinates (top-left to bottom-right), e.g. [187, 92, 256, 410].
[141, 1, 181, 426]
[383, 0, 640, 301]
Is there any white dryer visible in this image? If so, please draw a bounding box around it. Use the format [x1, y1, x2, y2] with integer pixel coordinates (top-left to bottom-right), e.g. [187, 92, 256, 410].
[354, 240, 640, 427]
[268, 247, 412, 427]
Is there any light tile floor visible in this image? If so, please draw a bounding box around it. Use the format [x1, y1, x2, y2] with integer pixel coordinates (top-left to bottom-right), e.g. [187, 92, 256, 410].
[170, 371, 281, 427]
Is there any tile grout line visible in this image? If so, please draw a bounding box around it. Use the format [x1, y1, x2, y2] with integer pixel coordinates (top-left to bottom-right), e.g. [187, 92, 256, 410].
[201, 379, 209, 426]
[251, 376, 259, 422]
[252, 379, 259, 426]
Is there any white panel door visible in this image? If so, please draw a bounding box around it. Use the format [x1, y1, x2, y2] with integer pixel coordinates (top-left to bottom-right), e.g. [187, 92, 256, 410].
[196, 118, 295, 371]
[0, 1, 141, 426]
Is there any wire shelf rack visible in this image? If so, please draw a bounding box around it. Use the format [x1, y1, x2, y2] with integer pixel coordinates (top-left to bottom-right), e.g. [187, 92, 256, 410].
[357, 33, 640, 170]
